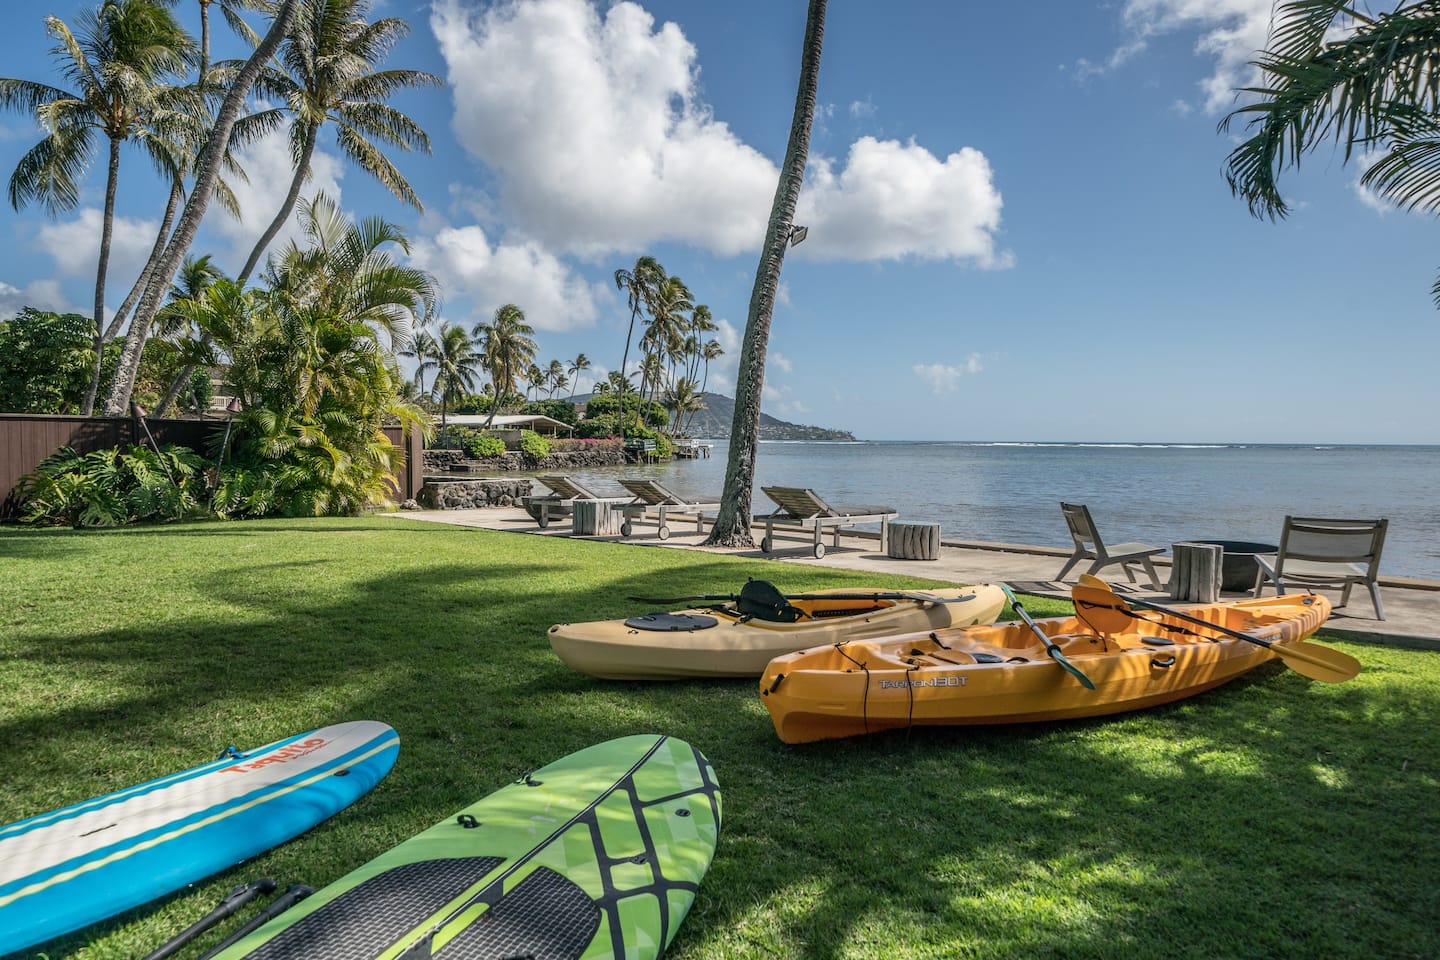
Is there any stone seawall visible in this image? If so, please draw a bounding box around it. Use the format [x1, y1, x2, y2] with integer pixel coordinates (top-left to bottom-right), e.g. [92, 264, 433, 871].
[417, 477, 533, 510]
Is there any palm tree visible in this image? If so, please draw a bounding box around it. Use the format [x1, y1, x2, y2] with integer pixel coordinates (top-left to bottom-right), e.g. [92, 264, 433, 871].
[153, 253, 226, 413]
[1221, 1, 1440, 304]
[473, 303, 536, 427]
[612, 256, 664, 436]
[662, 376, 704, 436]
[103, 0, 303, 417]
[416, 321, 480, 436]
[566, 352, 590, 398]
[400, 327, 438, 400]
[546, 358, 565, 399]
[235, 0, 441, 285]
[698, 337, 723, 398]
[195, 0, 267, 88]
[638, 273, 692, 424]
[706, 0, 825, 547]
[0, 0, 197, 413]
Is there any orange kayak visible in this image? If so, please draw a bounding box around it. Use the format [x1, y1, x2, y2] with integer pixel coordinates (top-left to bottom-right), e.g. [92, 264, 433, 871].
[759, 593, 1331, 743]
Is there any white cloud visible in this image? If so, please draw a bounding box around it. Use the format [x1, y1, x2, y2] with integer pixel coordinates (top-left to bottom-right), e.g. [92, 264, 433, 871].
[407, 224, 607, 331]
[798, 138, 1010, 266]
[1109, 0, 1277, 113]
[431, 0, 1008, 266]
[914, 355, 983, 394]
[849, 98, 876, 120]
[770, 352, 793, 374]
[0, 278, 77, 320]
[37, 209, 160, 293]
[431, 0, 775, 257]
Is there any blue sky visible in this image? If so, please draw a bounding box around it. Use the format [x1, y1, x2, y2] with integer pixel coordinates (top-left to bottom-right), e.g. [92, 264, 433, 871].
[2, 0, 1437, 443]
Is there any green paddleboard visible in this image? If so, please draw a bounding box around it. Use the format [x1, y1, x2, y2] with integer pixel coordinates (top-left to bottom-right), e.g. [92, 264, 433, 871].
[210, 734, 721, 959]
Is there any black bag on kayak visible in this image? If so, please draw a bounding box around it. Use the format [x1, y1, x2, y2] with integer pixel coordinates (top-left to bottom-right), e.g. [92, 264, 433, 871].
[737, 579, 805, 623]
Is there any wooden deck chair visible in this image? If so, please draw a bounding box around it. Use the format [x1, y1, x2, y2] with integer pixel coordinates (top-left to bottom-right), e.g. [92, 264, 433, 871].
[1055, 501, 1165, 588]
[522, 475, 623, 529]
[616, 478, 722, 540]
[1252, 516, 1388, 620]
[756, 486, 897, 559]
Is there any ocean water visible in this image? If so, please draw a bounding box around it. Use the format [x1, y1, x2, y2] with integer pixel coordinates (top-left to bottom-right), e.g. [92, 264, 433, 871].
[505, 441, 1440, 581]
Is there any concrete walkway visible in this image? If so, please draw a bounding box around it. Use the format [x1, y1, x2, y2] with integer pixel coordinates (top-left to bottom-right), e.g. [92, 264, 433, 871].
[387, 506, 1440, 651]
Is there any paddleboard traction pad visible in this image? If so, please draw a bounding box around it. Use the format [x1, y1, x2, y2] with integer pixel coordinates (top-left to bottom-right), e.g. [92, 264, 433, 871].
[214, 733, 721, 960]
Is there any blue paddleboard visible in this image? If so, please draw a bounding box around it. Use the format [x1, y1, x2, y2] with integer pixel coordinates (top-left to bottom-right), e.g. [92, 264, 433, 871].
[0, 719, 400, 955]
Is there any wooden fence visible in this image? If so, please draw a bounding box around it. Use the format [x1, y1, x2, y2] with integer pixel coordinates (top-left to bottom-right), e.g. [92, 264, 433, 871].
[0, 413, 423, 519]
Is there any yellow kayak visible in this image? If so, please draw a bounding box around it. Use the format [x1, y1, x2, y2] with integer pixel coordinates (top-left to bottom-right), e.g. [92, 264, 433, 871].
[759, 593, 1332, 743]
[549, 583, 1008, 680]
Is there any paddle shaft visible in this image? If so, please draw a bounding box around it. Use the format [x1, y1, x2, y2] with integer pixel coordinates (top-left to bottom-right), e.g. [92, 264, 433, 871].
[628, 591, 972, 605]
[142, 879, 276, 960]
[196, 884, 314, 960]
[1001, 586, 1096, 690]
[1072, 575, 1359, 682]
[1117, 593, 1346, 673]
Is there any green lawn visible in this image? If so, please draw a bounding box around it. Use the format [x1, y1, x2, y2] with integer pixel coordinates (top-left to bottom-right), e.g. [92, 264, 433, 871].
[2, 517, 1436, 960]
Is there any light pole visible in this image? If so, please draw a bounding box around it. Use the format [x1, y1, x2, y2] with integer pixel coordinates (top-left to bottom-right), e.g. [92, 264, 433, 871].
[130, 402, 175, 484]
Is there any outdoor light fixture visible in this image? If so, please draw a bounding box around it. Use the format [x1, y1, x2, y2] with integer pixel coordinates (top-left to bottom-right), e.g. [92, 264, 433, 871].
[789, 225, 808, 247]
[211, 397, 243, 505]
[130, 401, 147, 418]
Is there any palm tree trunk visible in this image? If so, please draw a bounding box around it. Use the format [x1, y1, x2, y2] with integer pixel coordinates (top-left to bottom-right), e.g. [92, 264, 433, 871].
[81, 137, 123, 416]
[705, 0, 825, 546]
[103, 0, 302, 417]
[107, 179, 183, 343]
[236, 122, 318, 285]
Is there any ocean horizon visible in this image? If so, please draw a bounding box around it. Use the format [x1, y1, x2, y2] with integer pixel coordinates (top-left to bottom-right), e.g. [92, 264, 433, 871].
[502, 439, 1440, 581]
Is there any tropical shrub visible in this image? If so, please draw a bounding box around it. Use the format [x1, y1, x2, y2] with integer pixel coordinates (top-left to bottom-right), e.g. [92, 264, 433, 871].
[574, 416, 619, 439]
[17, 444, 208, 527]
[517, 430, 550, 459]
[466, 433, 507, 458]
[0, 308, 116, 413]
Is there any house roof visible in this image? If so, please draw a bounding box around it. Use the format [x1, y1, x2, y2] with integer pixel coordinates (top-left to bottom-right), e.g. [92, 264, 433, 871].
[444, 414, 573, 433]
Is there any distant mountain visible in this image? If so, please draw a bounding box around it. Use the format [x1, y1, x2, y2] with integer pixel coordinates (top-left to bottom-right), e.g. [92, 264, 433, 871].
[571, 391, 855, 441]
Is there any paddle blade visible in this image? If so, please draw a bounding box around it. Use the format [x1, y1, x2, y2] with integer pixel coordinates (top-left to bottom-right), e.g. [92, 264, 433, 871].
[1271, 642, 1362, 684]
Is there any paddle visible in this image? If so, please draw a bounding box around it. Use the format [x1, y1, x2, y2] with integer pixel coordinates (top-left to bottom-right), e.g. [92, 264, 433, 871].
[195, 884, 315, 960]
[628, 589, 978, 605]
[143, 878, 276, 960]
[1000, 585, 1096, 690]
[1072, 574, 1360, 683]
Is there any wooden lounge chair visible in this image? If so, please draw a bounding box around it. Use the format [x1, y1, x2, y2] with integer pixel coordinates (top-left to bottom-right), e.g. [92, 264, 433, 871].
[522, 475, 625, 529]
[756, 486, 897, 559]
[1055, 501, 1165, 588]
[616, 478, 721, 540]
[1252, 516, 1389, 620]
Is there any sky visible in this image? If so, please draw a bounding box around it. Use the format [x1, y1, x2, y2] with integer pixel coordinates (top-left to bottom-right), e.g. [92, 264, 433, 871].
[1, 0, 1437, 444]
